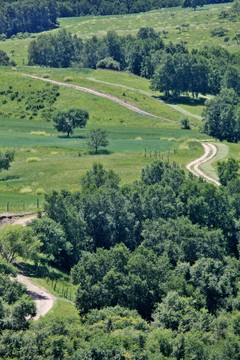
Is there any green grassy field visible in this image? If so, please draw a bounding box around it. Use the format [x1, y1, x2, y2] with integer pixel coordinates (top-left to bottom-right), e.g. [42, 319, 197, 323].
[0, 0, 239, 212]
[1, 3, 239, 67]
[0, 63, 232, 213]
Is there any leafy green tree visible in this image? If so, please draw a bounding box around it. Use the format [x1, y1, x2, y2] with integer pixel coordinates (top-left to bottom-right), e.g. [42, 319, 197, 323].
[87, 128, 109, 154]
[189, 257, 239, 313]
[180, 117, 191, 129]
[29, 217, 71, 267]
[53, 108, 88, 137]
[142, 217, 226, 265]
[202, 88, 239, 142]
[153, 291, 212, 332]
[0, 149, 14, 172]
[96, 57, 120, 70]
[217, 157, 240, 186]
[80, 163, 120, 192]
[0, 225, 41, 263]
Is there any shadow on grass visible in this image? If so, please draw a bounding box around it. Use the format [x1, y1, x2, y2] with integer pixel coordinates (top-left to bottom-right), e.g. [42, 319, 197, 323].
[153, 95, 206, 107]
[88, 149, 112, 155]
[58, 134, 86, 139]
[0, 175, 20, 182]
[16, 261, 68, 281]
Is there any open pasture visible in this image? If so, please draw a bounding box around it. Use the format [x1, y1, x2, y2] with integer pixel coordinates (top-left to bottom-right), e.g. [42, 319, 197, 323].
[0, 67, 207, 212]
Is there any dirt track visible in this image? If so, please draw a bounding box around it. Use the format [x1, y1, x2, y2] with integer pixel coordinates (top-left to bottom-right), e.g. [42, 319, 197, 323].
[186, 142, 220, 186]
[17, 274, 56, 320]
[22, 74, 175, 122]
[9, 215, 56, 320]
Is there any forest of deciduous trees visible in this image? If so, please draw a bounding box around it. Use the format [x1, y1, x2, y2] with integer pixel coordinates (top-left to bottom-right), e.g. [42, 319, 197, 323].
[0, 0, 58, 38]
[1, 160, 240, 358]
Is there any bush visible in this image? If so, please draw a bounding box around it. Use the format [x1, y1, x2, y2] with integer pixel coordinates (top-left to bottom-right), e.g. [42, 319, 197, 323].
[210, 27, 229, 37]
[96, 57, 121, 71]
[180, 117, 191, 130]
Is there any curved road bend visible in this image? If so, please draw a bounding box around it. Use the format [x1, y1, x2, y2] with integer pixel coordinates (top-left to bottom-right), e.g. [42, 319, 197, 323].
[186, 142, 220, 186]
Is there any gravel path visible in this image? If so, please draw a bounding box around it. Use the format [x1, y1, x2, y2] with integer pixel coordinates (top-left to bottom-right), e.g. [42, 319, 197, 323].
[10, 215, 56, 320]
[13, 215, 37, 226]
[17, 274, 56, 320]
[186, 142, 221, 186]
[87, 76, 202, 120]
[22, 74, 175, 122]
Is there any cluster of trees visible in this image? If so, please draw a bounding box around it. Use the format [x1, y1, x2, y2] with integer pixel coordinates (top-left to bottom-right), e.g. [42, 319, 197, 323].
[0, 257, 36, 332]
[202, 88, 240, 142]
[0, 159, 240, 358]
[0, 50, 16, 66]
[28, 28, 240, 99]
[26, 160, 240, 320]
[0, 0, 58, 38]
[1, 302, 240, 359]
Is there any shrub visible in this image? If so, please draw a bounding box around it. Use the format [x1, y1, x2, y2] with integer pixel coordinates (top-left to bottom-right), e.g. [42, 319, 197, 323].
[96, 57, 121, 71]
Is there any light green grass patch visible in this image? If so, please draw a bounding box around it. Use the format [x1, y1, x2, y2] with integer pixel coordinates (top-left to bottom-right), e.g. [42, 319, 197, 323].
[199, 142, 229, 181]
[20, 186, 32, 194]
[26, 157, 40, 162]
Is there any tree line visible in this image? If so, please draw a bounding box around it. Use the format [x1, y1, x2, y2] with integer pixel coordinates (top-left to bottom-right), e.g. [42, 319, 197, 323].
[0, 0, 233, 38]
[28, 28, 240, 100]
[0, 0, 58, 38]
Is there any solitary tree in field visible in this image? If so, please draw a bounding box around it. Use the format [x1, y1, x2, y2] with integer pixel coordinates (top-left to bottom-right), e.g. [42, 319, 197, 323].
[87, 129, 109, 154]
[53, 108, 89, 137]
[0, 149, 15, 172]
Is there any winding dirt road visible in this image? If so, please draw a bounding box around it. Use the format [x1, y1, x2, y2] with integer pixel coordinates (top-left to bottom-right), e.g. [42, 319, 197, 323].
[186, 142, 221, 186]
[17, 274, 56, 320]
[22, 74, 174, 122]
[9, 215, 56, 320]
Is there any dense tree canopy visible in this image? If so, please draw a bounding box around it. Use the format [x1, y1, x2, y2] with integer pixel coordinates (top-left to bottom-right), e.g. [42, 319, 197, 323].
[0, 0, 58, 38]
[0, 159, 240, 358]
[202, 88, 240, 142]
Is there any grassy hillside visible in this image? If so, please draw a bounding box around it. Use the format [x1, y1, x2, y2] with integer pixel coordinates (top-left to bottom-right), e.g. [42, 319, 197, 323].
[0, 2, 239, 212]
[1, 3, 239, 66]
[0, 66, 208, 213]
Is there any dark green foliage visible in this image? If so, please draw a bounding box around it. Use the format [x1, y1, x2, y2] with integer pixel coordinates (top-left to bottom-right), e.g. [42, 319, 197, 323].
[0, 257, 36, 333]
[211, 27, 229, 37]
[217, 157, 240, 186]
[96, 57, 121, 71]
[28, 29, 82, 68]
[202, 88, 240, 142]
[29, 217, 72, 267]
[53, 108, 88, 137]
[180, 117, 191, 129]
[0, 0, 58, 38]
[73, 244, 171, 318]
[182, 0, 206, 10]
[80, 163, 120, 193]
[142, 217, 226, 265]
[0, 50, 15, 66]
[0, 149, 14, 172]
